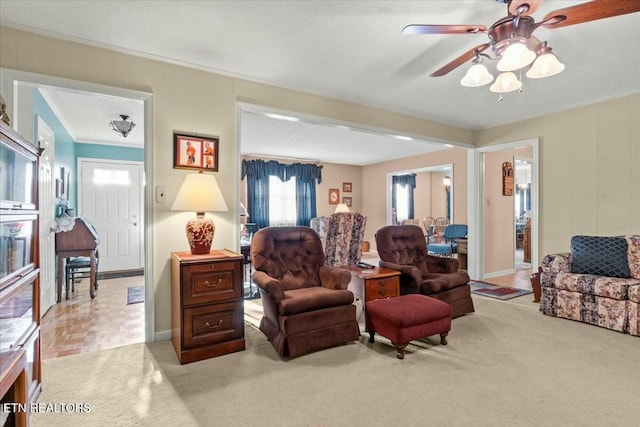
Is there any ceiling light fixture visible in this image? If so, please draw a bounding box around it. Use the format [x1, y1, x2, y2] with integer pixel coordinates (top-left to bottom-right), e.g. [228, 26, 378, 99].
[404, 0, 639, 101]
[460, 53, 494, 87]
[109, 114, 136, 137]
[461, 38, 564, 99]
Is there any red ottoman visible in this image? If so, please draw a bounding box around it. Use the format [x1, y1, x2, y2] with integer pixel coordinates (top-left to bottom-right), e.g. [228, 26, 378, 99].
[365, 294, 452, 359]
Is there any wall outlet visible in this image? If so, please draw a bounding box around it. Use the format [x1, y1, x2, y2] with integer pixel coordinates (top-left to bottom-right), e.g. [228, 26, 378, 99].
[156, 186, 167, 203]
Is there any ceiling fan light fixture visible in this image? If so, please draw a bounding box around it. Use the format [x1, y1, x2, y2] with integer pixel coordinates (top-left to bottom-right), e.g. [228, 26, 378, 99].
[490, 72, 522, 93]
[109, 114, 136, 137]
[526, 52, 565, 79]
[497, 41, 536, 72]
[460, 63, 494, 87]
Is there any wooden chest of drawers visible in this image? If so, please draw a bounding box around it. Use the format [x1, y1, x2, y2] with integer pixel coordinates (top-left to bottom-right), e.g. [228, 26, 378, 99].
[171, 250, 244, 364]
[344, 266, 400, 330]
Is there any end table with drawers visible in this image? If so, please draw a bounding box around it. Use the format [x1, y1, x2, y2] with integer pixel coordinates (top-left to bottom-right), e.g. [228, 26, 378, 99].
[171, 250, 245, 364]
[342, 266, 401, 330]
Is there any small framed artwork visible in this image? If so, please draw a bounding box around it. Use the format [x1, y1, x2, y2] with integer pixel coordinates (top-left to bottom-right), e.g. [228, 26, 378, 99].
[329, 188, 340, 205]
[342, 196, 352, 207]
[60, 167, 70, 201]
[343, 182, 352, 193]
[173, 132, 219, 172]
[55, 179, 63, 198]
[502, 161, 514, 196]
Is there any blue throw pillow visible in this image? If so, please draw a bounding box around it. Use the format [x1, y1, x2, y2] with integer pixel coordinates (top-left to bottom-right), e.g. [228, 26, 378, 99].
[570, 236, 630, 278]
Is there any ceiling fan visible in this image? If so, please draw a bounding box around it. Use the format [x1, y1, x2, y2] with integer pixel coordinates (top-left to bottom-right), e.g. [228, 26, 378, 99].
[402, 0, 640, 92]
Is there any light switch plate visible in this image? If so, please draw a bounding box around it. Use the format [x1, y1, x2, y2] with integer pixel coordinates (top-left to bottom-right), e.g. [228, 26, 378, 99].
[156, 186, 166, 203]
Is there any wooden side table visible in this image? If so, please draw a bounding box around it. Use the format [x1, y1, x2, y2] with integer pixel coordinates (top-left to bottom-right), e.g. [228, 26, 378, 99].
[342, 266, 401, 330]
[171, 250, 245, 364]
[457, 238, 468, 271]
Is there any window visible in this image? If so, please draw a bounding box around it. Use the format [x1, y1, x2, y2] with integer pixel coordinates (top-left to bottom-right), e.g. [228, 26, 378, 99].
[268, 176, 297, 226]
[395, 183, 410, 222]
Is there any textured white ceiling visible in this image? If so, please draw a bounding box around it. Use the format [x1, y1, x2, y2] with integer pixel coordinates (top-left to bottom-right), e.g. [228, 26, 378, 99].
[3, 1, 638, 163]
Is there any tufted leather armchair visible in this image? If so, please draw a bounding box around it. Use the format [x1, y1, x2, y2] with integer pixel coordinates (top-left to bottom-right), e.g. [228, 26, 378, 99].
[375, 224, 474, 318]
[251, 226, 360, 357]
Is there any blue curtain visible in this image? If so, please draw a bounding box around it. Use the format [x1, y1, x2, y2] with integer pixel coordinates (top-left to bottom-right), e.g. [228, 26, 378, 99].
[392, 174, 416, 220]
[241, 159, 322, 228]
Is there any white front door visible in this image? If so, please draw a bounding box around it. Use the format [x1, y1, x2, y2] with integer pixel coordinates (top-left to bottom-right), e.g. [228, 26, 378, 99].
[37, 117, 56, 313]
[79, 159, 143, 272]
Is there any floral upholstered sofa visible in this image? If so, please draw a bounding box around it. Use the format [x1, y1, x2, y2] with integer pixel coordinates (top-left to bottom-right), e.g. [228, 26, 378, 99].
[540, 235, 640, 336]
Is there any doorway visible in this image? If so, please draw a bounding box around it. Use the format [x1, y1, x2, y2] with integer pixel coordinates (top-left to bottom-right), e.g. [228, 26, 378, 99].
[78, 159, 144, 273]
[470, 138, 538, 283]
[1, 68, 154, 357]
[386, 164, 454, 227]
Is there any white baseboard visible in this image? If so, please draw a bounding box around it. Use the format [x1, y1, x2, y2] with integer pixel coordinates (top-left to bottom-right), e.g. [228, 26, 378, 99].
[483, 269, 515, 279]
[154, 329, 171, 341]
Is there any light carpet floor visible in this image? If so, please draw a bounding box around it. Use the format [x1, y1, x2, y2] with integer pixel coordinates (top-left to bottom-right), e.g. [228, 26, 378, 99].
[32, 295, 639, 427]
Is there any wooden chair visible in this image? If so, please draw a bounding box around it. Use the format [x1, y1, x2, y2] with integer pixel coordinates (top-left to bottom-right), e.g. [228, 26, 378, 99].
[423, 216, 436, 242]
[433, 217, 450, 243]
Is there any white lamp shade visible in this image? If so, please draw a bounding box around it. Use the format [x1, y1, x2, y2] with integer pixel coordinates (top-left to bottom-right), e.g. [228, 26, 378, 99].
[334, 203, 350, 213]
[171, 173, 229, 213]
[240, 202, 249, 217]
[526, 53, 565, 79]
[490, 72, 523, 93]
[497, 42, 536, 72]
[460, 63, 494, 87]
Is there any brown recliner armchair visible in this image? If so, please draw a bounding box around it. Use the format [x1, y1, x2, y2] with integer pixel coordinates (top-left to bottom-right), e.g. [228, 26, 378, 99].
[375, 225, 474, 318]
[251, 226, 360, 358]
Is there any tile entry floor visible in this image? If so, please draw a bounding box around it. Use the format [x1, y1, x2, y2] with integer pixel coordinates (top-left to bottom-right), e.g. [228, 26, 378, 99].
[40, 275, 145, 360]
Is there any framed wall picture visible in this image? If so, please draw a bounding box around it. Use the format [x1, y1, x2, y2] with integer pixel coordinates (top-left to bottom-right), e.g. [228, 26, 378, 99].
[342, 196, 352, 207]
[173, 132, 219, 172]
[55, 179, 63, 198]
[329, 188, 340, 205]
[60, 167, 70, 201]
[342, 182, 352, 193]
[502, 161, 514, 196]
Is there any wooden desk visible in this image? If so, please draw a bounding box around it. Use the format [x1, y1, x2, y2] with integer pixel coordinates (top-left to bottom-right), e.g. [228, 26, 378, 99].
[0, 349, 29, 427]
[342, 266, 400, 330]
[55, 218, 99, 302]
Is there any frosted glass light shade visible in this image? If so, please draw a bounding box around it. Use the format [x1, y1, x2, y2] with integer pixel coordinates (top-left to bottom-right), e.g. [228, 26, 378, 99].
[526, 53, 565, 79]
[497, 42, 536, 71]
[460, 63, 494, 87]
[490, 72, 522, 93]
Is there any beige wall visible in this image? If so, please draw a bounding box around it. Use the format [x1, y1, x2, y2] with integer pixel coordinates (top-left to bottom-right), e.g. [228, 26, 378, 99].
[361, 147, 468, 248]
[412, 171, 449, 224]
[483, 146, 532, 274]
[0, 26, 472, 336]
[475, 93, 640, 260]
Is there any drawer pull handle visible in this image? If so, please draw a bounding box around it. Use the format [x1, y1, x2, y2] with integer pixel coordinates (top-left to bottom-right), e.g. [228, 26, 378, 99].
[210, 265, 216, 270]
[204, 278, 223, 287]
[205, 320, 222, 329]
[379, 280, 388, 286]
[377, 289, 387, 296]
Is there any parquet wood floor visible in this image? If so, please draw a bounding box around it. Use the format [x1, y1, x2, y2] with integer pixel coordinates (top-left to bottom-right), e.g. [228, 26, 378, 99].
[40, 275, 145, 360]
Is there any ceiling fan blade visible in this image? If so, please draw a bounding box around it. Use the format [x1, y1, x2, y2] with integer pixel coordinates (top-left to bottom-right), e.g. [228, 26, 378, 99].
[541, 0, 640, 29]
[430, 43, 490, 77]
[402, 24, 487, 35]
[508, 0, 544, 16]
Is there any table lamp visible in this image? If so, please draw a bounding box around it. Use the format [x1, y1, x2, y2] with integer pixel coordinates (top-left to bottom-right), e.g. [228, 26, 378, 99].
[334, 203, 350, 213]
[171, 171, 228, 254]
